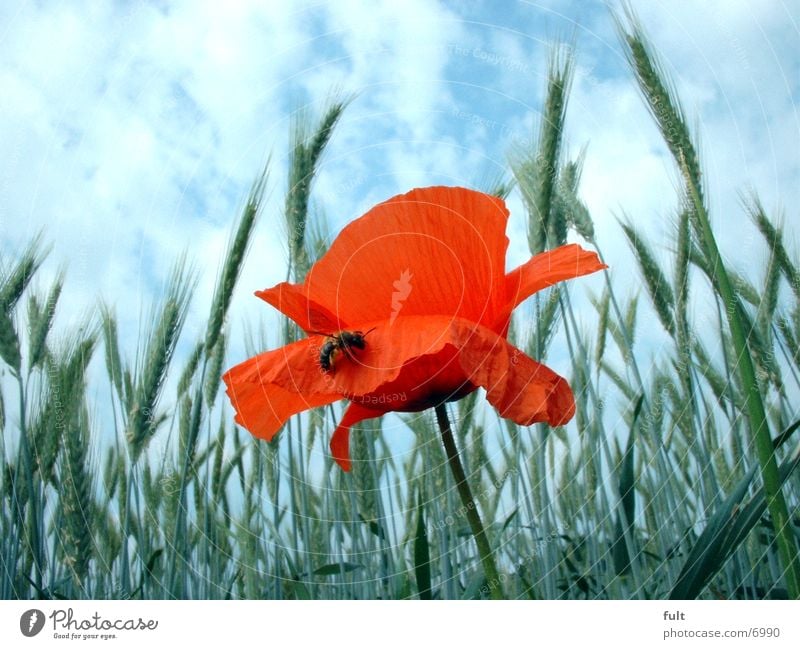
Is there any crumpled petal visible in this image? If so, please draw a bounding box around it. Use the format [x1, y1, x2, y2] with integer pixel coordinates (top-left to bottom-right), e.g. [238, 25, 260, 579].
[504, 243, 607, 316]
[349, 344, 476, 412]
[255, 282, 345, 334]
[222, 341, 340, 441]
[260, 315, 574, 428]
[260, 186, 511, 332]
[455, 327, 575, 426]
[260, 316, 465, 401]
[330, 402, 385, 472]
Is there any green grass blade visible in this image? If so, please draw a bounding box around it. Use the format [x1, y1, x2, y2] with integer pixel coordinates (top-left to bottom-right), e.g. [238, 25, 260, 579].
[413, 495, 432, 600]
[312, 563, 362, 577]
[670, 419, 800, 599]
[612, 395, 642, 576]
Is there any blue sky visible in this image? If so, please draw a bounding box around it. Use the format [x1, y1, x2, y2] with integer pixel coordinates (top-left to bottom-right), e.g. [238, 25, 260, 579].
[1, 1, 798, 451]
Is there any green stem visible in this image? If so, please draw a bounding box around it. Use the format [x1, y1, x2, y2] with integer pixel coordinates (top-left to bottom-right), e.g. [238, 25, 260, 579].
[435, 404, 503, 600]
[17, 374, 43, 590]
[170, 354, 207, 598]
[682, 158, 800, 598]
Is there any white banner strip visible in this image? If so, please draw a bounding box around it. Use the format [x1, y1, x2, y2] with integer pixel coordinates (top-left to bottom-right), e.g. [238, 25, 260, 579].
[2, 600, 799, 648]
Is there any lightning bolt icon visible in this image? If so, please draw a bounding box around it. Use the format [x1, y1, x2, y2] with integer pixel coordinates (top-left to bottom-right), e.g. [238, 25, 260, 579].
[28, 611, 38, 632]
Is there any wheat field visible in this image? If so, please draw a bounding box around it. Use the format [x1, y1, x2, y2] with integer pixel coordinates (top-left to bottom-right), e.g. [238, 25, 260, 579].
[1, 12, 798, 601]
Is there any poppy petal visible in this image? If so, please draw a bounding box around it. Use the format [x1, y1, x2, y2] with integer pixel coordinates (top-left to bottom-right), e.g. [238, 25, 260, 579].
[264, 317, 464, 401]
[456, 329, 575, 426]
[295, 186, 512, 328]
[222, 340, 341, 441]
[330, 402, 385, 472]
[255, 282, 345, 334]
[258, 316, 573, 428]
[505, 243, 606, 313]
[355, 344, 476, 412]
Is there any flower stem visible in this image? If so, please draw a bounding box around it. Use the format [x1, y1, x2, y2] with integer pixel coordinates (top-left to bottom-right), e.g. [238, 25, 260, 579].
[435, 404, 503, 599]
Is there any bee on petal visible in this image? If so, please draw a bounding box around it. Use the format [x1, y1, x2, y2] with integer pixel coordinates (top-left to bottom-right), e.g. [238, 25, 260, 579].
[313, 328, 376, 373]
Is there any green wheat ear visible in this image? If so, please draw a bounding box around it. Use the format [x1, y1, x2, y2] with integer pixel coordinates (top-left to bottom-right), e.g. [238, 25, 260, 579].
[285, 97, 351, 282]
[177, 340, 203, 397]
[126, 258, 194, 461]
[204, 330, 226, 404]
[206, 166, 267, 355]
[511, 46, 574, 254]
[0, 237, 48, 376]
[0, 234, 47, 315]
[555, 153, 595, 242]
[615, 7, 703, 210]
[0, 309, 20, 375]
[50, 328, 98, 592]
[27, 272, 64, 371]
[592, 288, 611, 370]
[747, 193, 800, 302]
[100, 304, 126, 406]
[620, 219, 675, 336]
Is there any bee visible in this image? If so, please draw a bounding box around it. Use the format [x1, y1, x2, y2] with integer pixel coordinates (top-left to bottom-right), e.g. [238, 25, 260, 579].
[312, 327, 376, 373]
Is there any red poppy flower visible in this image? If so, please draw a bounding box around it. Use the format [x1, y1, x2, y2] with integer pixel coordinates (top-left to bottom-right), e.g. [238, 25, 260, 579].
[223, 186, 606, 471]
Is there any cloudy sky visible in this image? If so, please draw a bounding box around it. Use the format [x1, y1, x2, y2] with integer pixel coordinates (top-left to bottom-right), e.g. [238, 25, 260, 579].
[1, 0, 798, 416]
